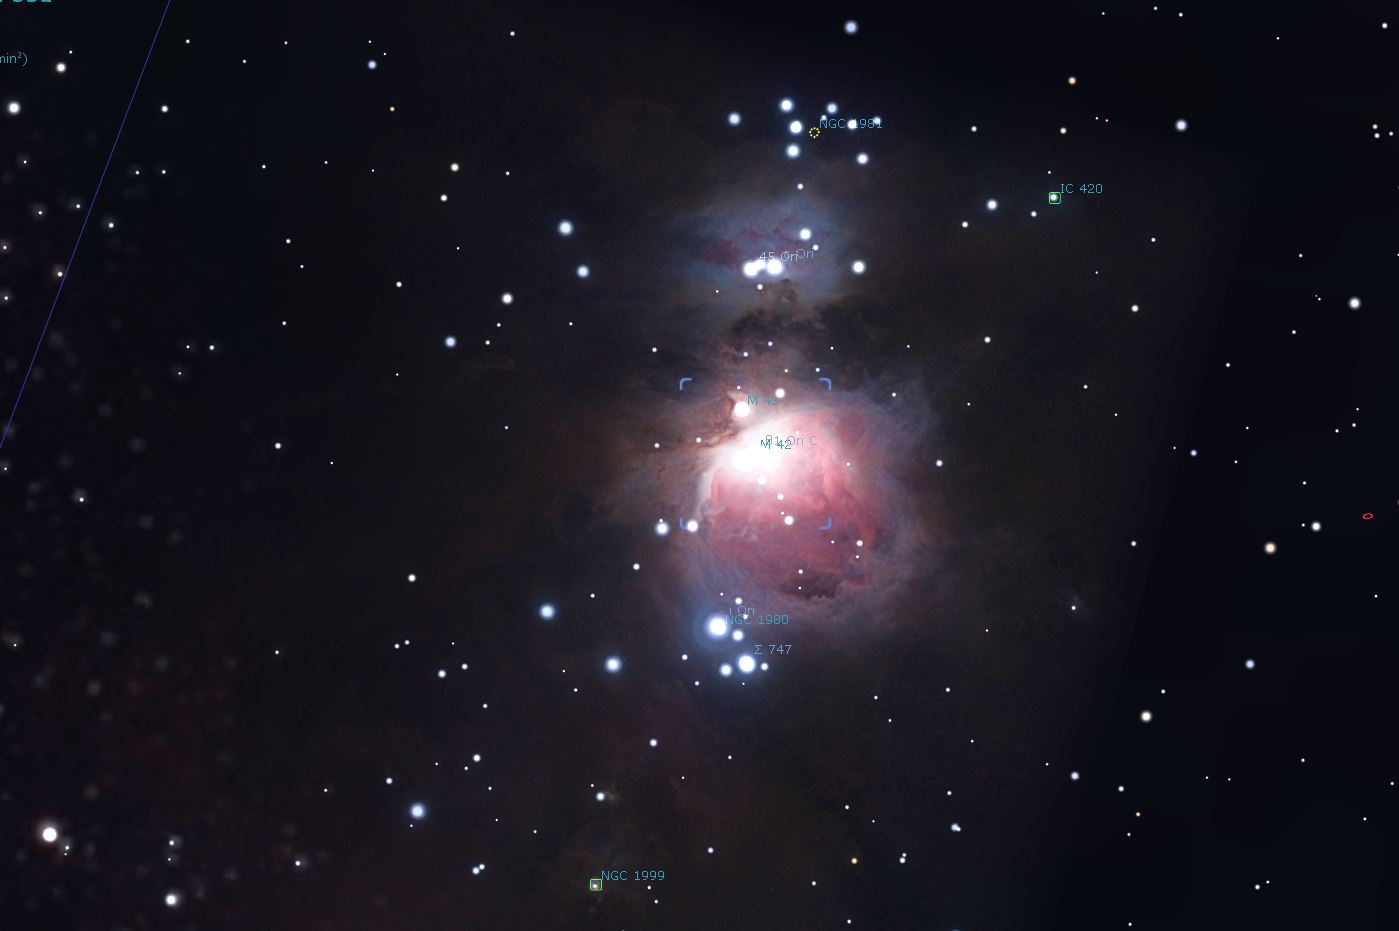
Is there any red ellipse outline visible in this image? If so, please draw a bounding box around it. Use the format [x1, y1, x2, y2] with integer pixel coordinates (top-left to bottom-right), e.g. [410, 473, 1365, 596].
[1362, 512, 1374, 520]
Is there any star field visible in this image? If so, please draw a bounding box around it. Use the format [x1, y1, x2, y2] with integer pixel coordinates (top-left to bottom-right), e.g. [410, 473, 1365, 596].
[0, 4, 1394, 930]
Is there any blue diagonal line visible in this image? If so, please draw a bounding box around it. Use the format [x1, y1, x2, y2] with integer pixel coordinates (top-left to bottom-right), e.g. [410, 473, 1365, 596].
[0, 0, 175, 451]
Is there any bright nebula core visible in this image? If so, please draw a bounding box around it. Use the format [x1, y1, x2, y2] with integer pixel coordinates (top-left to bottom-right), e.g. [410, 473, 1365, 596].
[696, 400, 893, 598]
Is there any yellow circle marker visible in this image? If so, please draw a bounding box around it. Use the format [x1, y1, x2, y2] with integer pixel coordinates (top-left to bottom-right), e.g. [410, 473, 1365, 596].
[808, 126, 821, 139]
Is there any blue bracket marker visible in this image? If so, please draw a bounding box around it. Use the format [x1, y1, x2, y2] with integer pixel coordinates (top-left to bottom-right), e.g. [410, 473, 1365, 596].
[679, 377, 692, 390]
[818, 517, 833, 531]
[818, 377, 832, 390]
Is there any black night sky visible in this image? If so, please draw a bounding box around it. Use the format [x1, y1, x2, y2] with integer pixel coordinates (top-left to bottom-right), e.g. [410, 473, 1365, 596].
[1, 2, 1394, 929]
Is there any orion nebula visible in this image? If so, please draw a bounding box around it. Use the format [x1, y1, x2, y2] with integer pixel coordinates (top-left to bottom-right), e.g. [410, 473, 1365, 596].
[591, 122, 937, 653]
[644, 357, 929, 629]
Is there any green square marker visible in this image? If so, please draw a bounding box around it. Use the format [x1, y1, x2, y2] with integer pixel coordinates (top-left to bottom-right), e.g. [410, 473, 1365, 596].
[1048, 191, 1063, 205]
[588, 878, 603, 893]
